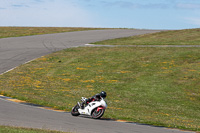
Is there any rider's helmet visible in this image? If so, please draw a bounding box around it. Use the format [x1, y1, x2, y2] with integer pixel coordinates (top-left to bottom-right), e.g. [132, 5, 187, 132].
[100, 91, 106, 99]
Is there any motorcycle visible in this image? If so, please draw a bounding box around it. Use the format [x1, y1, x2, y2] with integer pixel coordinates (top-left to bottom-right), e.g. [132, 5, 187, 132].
[71, 97, 107, 119]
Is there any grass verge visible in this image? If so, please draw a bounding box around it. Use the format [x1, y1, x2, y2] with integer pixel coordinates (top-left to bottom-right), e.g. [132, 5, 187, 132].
[93, 28, 200, 45]
[0, 27, 108, 38]
[0, 47, 200, 131]
[0, 125, 69, 133]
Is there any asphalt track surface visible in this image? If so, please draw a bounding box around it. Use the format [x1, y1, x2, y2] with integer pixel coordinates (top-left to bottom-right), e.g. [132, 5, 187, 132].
[0, 29, 195, 133]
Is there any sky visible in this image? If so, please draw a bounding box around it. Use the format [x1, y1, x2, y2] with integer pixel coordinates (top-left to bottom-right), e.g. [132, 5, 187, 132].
[1, 0, 200, 29]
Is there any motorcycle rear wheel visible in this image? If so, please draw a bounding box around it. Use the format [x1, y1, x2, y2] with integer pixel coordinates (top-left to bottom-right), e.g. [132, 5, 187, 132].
[71, 104, 80, 116]
[91, 108, 105, 119]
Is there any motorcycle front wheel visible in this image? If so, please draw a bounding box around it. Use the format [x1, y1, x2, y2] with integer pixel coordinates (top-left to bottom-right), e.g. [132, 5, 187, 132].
[91, 108, 105, 119]
[71, 104, 80, 116]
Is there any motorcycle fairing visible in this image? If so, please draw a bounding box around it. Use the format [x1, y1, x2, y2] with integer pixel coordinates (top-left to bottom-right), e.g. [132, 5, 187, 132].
[78, 101, 103, 115]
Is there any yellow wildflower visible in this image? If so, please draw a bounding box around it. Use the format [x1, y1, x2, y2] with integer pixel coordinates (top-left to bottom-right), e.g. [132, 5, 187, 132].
[188, 69, 196, 72]
[162, 62, 168, 64]
[62, 78, 71, 82]
[120, 71, 131, 73]
[162, 67, 168, 69]
[81, 80, 95, 83]
[106, 80, 118, 83]
[76, 67, 87, 70]
[86, 85, 93, 88]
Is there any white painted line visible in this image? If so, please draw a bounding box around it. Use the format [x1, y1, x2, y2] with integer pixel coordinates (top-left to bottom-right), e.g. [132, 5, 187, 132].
[85, 44, 95, 46]
[0, 67, 17, 75]
[0, 58, 38, 75]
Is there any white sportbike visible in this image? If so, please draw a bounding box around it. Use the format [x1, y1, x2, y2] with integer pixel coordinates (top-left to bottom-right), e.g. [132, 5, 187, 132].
[71, 97, 107, 119]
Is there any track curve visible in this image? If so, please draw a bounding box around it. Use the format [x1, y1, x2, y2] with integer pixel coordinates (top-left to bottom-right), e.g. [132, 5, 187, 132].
[0, 29, 194, 133]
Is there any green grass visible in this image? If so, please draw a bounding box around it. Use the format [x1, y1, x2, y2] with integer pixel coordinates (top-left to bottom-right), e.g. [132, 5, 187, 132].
[0, 47, 200, 131]
[94, 28, 200, 45]
[0, 126, 69, 133]
[0, 27, 107, 38]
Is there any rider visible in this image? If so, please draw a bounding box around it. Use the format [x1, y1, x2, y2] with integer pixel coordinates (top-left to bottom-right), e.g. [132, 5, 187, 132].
[81, 91, 107, 109]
